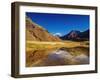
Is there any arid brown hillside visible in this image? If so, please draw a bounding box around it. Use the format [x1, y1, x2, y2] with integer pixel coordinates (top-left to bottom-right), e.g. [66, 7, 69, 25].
[26, 17, 61, 41]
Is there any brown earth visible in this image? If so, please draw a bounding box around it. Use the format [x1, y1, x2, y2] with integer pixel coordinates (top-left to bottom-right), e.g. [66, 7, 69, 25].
[26, 17, 61, 41]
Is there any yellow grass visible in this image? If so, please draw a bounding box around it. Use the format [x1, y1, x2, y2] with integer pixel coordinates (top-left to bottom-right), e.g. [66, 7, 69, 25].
[26, 40, 89, 67]
[26, 40, 89, 51]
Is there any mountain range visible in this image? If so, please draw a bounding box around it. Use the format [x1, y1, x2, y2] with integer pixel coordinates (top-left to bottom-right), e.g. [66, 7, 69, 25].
[60, 29, 89, 41]
[26, 16, 89, 41]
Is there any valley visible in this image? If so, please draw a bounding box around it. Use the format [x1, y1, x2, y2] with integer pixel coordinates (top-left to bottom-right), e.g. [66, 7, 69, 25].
[25, 15, 90, 67]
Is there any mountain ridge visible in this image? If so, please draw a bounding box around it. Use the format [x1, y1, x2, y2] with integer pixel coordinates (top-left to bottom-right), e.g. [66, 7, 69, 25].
[26, 17, 62, 42]
[60, 29, 89, 41]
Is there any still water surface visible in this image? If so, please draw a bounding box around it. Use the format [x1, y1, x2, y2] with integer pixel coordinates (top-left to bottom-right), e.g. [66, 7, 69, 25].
[26, 48, 89, 67]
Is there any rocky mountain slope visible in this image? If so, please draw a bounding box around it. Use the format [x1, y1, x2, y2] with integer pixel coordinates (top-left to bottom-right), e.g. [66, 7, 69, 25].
[26, 17, 61, 42]
[60, 29, 89, 41]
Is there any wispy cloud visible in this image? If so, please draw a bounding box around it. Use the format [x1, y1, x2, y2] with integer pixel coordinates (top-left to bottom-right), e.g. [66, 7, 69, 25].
[53, 33, 62, 37]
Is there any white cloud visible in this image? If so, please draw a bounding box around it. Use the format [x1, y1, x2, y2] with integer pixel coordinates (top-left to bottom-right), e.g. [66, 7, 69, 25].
[53, 33, 62, 37]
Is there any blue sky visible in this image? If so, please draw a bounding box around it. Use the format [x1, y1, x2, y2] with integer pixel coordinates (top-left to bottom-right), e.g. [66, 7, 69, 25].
[26, 12, 89, 36]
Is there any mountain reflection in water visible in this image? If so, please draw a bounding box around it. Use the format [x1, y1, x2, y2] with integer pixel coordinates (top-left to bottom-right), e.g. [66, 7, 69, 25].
[26, 48, 89, 67]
